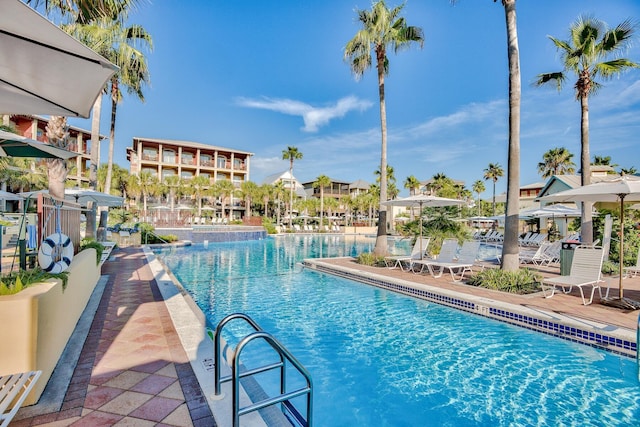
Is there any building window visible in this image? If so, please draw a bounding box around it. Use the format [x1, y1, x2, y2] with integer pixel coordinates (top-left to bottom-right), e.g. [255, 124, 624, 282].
[142, 148, 158, 161]
[217, 155, 228, 168]
[163, 149, 176, 163]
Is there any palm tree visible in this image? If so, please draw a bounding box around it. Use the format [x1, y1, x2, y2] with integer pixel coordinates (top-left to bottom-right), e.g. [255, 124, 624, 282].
[282, 146, 303, 228]
[258, 183, 274, 219]
[404, 175, 421, 196]
[189, 176, 210, 218]
[483, 163, 504, 216]
[216, 179, 236, 221]
[103, 21, 152, 196]
[619, 166, 637, 176]
[536, 15, 639, 243]
[344, 0, 424, 256]
[136, 171, 158, 215]
[472, 180, 485, 217]
[313, 174, 332, 228]
[239, 181, 259, 220]
[45, 116, 69, 199]
[537, 147, 576, 178]
[592, 155, 618, 173]
[164, 175, 182, 211]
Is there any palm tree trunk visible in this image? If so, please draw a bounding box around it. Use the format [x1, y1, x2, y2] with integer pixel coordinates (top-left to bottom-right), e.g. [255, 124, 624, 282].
[105, 79, 118, 196]
[500, 0, 522, 271]
[580, 94, 593, 244]
[289, 163, 294, 228]
[374, 49, 388, 256]
[87, 93, 103, 239]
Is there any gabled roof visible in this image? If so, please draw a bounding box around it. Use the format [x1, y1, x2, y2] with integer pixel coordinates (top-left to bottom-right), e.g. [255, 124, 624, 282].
[349, 179, 370, 189]
[537, 174, 621, 199]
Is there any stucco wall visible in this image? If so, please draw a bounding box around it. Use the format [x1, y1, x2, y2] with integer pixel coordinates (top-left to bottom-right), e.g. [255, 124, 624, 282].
[0, 248, 99, 405]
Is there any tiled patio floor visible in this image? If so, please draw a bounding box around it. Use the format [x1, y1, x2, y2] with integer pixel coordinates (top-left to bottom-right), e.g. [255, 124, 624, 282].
[13, 247, 216, 427]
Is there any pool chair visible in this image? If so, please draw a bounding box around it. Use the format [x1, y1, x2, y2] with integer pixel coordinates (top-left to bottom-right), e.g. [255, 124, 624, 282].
[384, 237, 431, 271]
[519, 242, 558, 266]
[418, 240, 481, 282]
[1, 371, 42, 427]
[412, 238, 458, 275]
[624, 248, 640, 278]
[541, 245, 605, 305]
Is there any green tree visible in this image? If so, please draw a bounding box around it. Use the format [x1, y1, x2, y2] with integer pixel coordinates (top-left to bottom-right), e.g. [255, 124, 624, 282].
[189, 175, 210, 218]
[238, 180, 259, 220]
[619, 166, 637, 176]
[404, 175, 421, 196]
[536, 15, 639, 243]
[215, 179, 236, 221]
[472, 180, 485, 217]
[344, 0, 424, 256]
[313, 174, 332, 227]
[483, 163, 504, 216]
[537, 147, 576, 178]
[282, 146, 303, 227]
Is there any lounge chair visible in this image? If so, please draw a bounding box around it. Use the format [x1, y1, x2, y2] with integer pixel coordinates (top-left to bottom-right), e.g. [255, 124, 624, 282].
[519, 241, 559, 266]
[1, 371, 42, 427]
[417, 240, 481, 282]
[541, 245, 605, 305]
[411, 238, 457, 273]
[624, 248, 640, 278]
[384, 237, 431, 271]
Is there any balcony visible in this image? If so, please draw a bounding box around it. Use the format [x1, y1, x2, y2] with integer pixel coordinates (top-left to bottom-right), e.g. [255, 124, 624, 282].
[142, 153, 159, 161]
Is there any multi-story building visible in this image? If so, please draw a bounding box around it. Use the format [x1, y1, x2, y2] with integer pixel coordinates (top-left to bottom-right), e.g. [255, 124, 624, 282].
[127, 137, 253, 184]
[2, 114, 100, 186]
[126, 137, 253, 218]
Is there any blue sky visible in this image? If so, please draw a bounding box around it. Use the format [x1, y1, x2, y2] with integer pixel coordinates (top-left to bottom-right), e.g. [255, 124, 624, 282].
[65, 0, 640, 198]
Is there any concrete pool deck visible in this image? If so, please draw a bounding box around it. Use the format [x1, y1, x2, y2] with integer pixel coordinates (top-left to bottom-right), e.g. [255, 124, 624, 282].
[12, 244, 640, 425]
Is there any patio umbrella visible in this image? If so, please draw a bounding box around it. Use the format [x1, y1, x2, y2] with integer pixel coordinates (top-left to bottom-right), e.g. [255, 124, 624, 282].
[0, 0, 118, 117]
[383, 194, 466, 257]
[0, 130, 77, 159]
[20, 188, 123, 207]
[0, 190, 23, 201]
[539, 176, 640, 307]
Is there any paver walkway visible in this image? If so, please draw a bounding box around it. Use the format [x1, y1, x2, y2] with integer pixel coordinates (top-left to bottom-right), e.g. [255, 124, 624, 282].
[13, 247, 216, 426]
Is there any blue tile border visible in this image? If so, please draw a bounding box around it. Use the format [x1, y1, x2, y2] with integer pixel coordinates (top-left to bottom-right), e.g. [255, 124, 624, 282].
[305, 261, 636, 358]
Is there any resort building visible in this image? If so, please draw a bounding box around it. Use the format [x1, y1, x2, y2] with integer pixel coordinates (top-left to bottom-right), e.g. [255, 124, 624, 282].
[262, 170, 306, 198]
[301, 177, 372, 216]
[127, 137, 253, 185]
[1, 114, 101, 187]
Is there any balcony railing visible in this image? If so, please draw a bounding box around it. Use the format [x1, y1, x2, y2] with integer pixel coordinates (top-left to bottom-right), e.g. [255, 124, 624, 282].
[142, 153, 159, 161]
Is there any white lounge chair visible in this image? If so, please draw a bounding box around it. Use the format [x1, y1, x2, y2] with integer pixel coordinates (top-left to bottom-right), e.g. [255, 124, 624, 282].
[541, 245, 605, 305]
[412, 238, 458, 275]
[1, 371, 42, 427]
[519, 241, 558, 266]
[384, 237, 431, 271]
[418, 240, 481, 282]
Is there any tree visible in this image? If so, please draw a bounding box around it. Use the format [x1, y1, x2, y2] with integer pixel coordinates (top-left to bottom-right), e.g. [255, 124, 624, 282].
[592, 155, 618, 173]
[619, 166, 637, 176]
[239, 181, 259, 220]
[483, 163, 504, 216]
[45, 116, 69, 200]
[472, 180, 485, 217]
[344, 0, 424, 256]
[536, 15, 639, 243]
[189, 176, 210, 218]
[537, 147, 576, 178]
[163, 175, 182, 211]
[282, 146, 303, 228]
[136, 171, 158, 215]
[404, 175, 420, 196]
[215, 179, 236, 220]
[313, 175, 332, 227]
[103, 21, 152, 196]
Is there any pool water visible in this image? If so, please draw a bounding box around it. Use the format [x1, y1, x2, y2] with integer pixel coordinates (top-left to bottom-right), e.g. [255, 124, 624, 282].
[154, 235, 640, 426]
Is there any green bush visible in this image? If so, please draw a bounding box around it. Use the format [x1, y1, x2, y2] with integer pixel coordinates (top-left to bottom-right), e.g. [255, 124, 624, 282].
[0, 268, 69, 296]
[80, 238, 105, 265]
[262, 217, 277, 234]
[466, 268, 543, 294]
[356, 252, 386, 267]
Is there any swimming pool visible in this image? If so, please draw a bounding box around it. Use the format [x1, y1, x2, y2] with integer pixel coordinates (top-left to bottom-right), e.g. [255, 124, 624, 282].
[153, 235, 640, 426]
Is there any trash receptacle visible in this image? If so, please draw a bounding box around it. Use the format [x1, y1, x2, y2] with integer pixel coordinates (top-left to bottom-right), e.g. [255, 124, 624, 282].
[560, 241, 581, 275]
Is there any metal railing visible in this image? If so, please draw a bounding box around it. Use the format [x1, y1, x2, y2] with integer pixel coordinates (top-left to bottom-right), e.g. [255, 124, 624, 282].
[214, 313, 313, 427]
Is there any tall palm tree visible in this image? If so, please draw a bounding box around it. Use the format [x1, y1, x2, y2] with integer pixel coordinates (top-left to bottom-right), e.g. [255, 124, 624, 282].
[619, 166, 637, 176]
[189, 176, 210, 218]
[344, 0, 424, 256]
[536, 15, 639, 243]
[472, 180, 485, 217]
[45, 116, 69, 199]
[404, 175, 420, 196]
[103, 21, 152, 195]
[259, 183, 273, 219]
[313, 174, 332, 227]
[483, 163, 504, 216]
[537, 147, 576, 178]
[282, 146, 303, 228]
[239, 181, 259, 220]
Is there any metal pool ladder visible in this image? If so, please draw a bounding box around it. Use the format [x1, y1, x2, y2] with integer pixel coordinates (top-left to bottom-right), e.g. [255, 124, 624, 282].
[214, 313, 313, 427]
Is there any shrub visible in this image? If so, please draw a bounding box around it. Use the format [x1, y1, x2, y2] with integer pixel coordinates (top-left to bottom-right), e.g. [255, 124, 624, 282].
[0, 268, 69, 295]
[356, 252, 386, 267]
[262, 217, 277, 234]
[466, 268, 543, 294]
[80, 238, 105, 265]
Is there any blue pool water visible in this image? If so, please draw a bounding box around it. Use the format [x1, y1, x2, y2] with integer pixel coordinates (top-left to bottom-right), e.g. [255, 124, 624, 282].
[153, 235, 640, 426]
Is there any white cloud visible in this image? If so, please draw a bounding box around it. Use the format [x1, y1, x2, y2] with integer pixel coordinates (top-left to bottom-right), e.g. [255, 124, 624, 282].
[235, 95, 373, 132]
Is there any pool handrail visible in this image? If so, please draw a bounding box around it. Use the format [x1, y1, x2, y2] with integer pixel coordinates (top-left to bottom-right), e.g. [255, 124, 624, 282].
[213, 312, 313, 427]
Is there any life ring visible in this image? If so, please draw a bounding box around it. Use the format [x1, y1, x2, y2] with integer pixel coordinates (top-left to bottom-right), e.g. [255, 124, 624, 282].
[38, 233, 74, 273]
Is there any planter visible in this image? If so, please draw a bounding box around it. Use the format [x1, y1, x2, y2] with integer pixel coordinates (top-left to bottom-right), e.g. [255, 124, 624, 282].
[0, 248, 100, 406]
